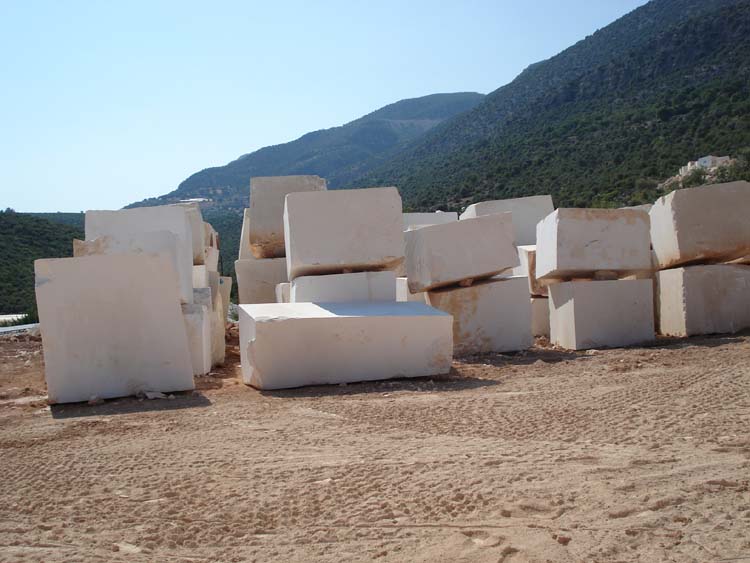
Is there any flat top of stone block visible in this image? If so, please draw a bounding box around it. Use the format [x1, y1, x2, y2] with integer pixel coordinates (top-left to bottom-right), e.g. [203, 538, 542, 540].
[462, 194, 553, 213]
[554, 207, 649, 223]
[240, 301, 450, 320]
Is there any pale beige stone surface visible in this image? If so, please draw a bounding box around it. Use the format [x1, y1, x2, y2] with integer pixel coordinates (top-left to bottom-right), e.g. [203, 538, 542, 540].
[211, 293, 226, 366]
[427, 276, 532, 355]
[181, 303, 211, 376]
[650, 181, 750, 269]
[235, 257, 288, 304]
[239, 302, 453, 390]
[402, 212, 458, 231]
[657, 265, 750, 337]
[536, 208, 651, 280]
[284, 187, 404, 279]
[531, 297, 550, 337]
[249, 175, 327, 258]
[512, 245, 547, 296]
[397, 277, 428, 303]
[193, 265, 209, 289]
[238, 208, 252, 260]
[291, 271, 396, 303]
[275, 282, 291, 303]
[176, 202, 205, 265]
[459, 195, 554, 245]
[405, 213, 518, 293]
[219, 276, 232, 321]
[34, 255, 194, 403]
[548, 279, 654, 350]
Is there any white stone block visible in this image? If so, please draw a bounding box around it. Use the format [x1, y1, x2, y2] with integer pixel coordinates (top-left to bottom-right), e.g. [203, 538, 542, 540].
[397, 277, 427, 303]
[536, 208, 652, 280]
[405, 213, 518, 292]
[239, 208, 252, 260]
[211, 293, 225, 366]
[249, 175, 327, 258]
[459, 195, 554, 245]
[511, 245, 547, 296]
[548, 279, 654, 350]
[204, 246, 219, 273]
[275, 282, 290, 303]
[284, 187, 404, 279]
[73, 230, 192, 304]
[403, 211, 458, 231]
[176, 202, 205, 265]
[193, 265, 209, 289]
[193, 287, 212, 310]
[426, 276, 532, 355]
[290, 271, 397, 303]
[35, 255, 194, 403]
[531, 297, 550, 337]
[650, 181, 750, 269]
[239, 302, 452, 390]
[182, 303, 211, 376]
[235, 257, 288, 304]
[219, 276, 232, 321]
[85, 206, 194, 292]
[657, 265, 750, 336]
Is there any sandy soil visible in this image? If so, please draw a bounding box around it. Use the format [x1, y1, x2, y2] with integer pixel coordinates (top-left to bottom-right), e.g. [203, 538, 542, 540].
[0, 328, 749, 563]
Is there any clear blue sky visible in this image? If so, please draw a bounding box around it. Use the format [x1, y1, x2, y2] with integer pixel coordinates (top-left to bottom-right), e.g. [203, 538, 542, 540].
[0, 0, 647, 212]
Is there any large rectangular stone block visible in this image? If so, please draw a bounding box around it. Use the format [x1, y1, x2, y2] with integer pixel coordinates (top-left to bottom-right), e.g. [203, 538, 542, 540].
[219, 276, 232, 321]
[650, 181, 750, 269]
[397, 277, 427, 303]
[548, 279, 654, 350]
[426, 276, 532, 355]
[73, 230, 192, 304]
[275, 282, 290, 303]
[405, 213, 518, 292]
[235, 257, 288, 304]
[403, 212, 458, 231]
[459, 195, 554, 245]
[182, 303, 211, 376]
[35, 255, 194, 403]
[512, 245, 547, 296]
[284, 187, 404, 280]
[211, 293, 225, 366]
[290, 271, 397, 303]
[176, 202, 205, 265]
[193, 265, 209, 289]
[239, 208, 252, 260]
[657, 265, 750, 336]
[248, 175, 327, 258]
[531, 297, 550, 337]
[239, 302, 453, 390]
[536, 208, 651, 280]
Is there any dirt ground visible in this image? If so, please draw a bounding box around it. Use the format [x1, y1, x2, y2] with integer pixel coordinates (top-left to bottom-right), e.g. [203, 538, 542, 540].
[0, 328, 749, 563]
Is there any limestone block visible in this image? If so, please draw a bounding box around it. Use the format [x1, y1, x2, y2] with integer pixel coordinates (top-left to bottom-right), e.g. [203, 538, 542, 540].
[284, 187, 404, 280]
[275, 282, 290, 303]
[193, 287, 212, 310]
[235, 257, 288, 304]
[531, 297, 550, 337]
[650, 181, 750, 269]
[403, 212, 458, 231]
[405, 213, 518, 292]
[85, 206, 194, 291]
[249, 175, 327, 258]
[427, 276, 532, 355]
[35, 255, 194, 403]
[204, 246, 219, 273]
[219, 276, 232, 321]
[397, 277, 427, 303]
[211, 293, 225, 366]
[238, 302, 452, 390]
[657, 265, 750, 337]
[548, 279, 654, 350]
[536, 208, 651, 280]
[511, 245, 547, 296]
[459, 195, 554, 245]
[239, 208, 252, 260]
[176, 202, 205, 265]
[182, 303, 211, 376]
[73, 230, 191, 304]
[193, 265, 209, 289]
[290, 271, 397, 303]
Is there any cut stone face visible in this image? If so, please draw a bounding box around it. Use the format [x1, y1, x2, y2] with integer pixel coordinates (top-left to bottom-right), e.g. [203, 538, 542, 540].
[219, 276, 232, 321]
[249, 175, 327, 258]
[536, 208, 652, 280]
[459, 195, 554, 245]
[427, 276, 532, 355]
[74, 230, 192, 304]
[275, 282, 290, 303]
[657, 265, 750, 336]
[35, 255, 194, 403]
[176, 202, 205, 265]
[235, 257, 288, 304]
[403, 212, 458, 231]
[239, 302, 453, 390]
[650, 181, 750, 269]
[405, 213, 518, 293]
[284, 187, 404, 280]
[193, 265, 209, 289]
[239, 208, 252, 260]
[211, 293, 225, 366]
[182, 303, 211, 376]
[193, 287, 212, 310]
[290, 271, 397, 303]
[397, 277, 427, 303]
[548, 279, 654, 350]
[512, 245, 547, 296]
[531, 297, 550, 337]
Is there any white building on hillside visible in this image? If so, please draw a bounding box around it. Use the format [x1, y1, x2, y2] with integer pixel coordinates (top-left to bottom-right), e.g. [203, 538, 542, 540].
[679, 155, 731, 176]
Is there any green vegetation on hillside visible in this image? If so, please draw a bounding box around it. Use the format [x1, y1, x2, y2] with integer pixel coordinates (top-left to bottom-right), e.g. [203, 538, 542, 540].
[0, 210, 82, 318]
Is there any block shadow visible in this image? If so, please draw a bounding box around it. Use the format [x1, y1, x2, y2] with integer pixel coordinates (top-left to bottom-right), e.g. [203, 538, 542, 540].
[50, 390, 211, 419]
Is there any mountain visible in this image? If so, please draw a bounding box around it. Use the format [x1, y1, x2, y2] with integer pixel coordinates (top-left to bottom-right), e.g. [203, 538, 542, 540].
[355, 0, 750, 210]
[1, 211, 83, 317]
[129, 92, 485, 210]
